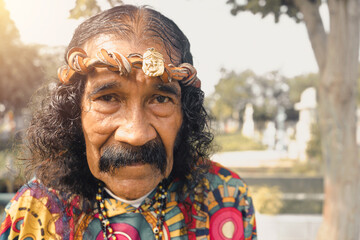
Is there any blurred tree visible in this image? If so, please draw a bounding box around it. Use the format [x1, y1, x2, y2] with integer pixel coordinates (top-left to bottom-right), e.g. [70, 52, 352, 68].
[255, 71, 291, 119]
[227, 0, 360, 239]
[208, 69, 253, 128]
[213, 69, 255, 117]
[36, 45, 64, 79]
[0, 0, 44, 113]
[69, 0, 123, 19]
[285, 73, 318, 120]
[208, 69, 292, 126]
[287, 73, 318, 103]
[211, 98, 233, 122]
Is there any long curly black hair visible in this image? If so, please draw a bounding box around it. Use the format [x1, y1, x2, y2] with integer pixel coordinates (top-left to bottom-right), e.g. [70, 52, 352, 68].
[24, 5, 213, 203]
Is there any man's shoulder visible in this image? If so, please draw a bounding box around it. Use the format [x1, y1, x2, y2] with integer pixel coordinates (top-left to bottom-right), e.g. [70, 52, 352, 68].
[3, 179, 89, 218]
[3, 179, 67, 215]
[1, 179, 91, 239]
[192, 161, 257, 239]
[204, 161, 249, 191]
[198, 161, 254, 214]
[0, 180, 60, 237]
[200, 161, 254, 210]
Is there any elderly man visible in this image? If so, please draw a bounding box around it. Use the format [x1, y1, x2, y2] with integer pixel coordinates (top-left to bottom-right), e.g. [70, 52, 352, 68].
[0, 5, 256, 240]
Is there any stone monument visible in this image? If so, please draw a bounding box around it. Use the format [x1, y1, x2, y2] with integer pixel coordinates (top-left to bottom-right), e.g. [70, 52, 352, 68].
[242, 103, 255, 138]
[294, 87, 317, 161]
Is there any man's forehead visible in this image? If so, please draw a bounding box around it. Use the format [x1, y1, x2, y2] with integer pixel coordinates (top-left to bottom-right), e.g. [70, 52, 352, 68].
[83, 34, 175, 64]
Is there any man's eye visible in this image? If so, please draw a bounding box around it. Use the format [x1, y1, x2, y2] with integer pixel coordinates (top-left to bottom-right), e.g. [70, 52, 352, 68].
[155, 95, 170, 103]
[98, 95, 117, 102]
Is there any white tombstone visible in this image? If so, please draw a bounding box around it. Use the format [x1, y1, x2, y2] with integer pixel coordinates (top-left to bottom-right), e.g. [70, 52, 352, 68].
[242, 103, 255, 138]
[294, 87, 317, 161]
[275, 106, 287, 151]
[262, 121, 276, 149]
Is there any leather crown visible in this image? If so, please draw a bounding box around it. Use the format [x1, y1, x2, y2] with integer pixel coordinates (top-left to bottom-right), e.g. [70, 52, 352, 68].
[57, 47, 201, 88]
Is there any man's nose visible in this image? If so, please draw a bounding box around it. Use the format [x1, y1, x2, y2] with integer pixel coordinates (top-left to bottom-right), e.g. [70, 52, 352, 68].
[114, 107, 157, 146]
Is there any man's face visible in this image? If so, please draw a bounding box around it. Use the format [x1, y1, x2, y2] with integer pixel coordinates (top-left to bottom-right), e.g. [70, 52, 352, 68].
[81, 35, 183, 200]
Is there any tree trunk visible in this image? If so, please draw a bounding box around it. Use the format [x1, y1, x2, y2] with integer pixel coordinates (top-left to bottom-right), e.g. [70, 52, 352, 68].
[295, 0, 360, 239]
[316, 1, 360, 239]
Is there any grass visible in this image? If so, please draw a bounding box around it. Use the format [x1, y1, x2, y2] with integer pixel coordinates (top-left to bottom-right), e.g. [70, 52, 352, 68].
[214, 131, 266, 152]
[251, 185, 322, 214]
[251, 185, 283, 214]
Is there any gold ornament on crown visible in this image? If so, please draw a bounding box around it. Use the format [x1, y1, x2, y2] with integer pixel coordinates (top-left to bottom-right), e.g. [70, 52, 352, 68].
[142, 48, 165, 77]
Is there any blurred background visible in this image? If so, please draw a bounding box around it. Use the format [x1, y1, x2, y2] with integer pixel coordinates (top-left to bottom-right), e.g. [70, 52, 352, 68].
[1, 0, 359, 240]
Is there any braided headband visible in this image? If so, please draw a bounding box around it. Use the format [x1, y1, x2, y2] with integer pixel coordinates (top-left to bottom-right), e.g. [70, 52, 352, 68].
[57, 47, 201, 88]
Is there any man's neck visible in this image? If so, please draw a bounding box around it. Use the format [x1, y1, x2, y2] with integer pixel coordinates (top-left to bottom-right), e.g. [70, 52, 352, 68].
[104, 186, 155, 208]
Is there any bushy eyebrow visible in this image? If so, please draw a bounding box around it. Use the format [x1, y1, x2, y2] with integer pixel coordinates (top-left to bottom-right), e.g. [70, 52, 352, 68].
[155, 83, 180, 98]
[88, 82, 122, 98]
[87, 81, 180, 99]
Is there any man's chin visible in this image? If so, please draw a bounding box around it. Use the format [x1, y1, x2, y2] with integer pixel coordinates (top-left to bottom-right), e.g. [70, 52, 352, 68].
[97, 163, 165, 199]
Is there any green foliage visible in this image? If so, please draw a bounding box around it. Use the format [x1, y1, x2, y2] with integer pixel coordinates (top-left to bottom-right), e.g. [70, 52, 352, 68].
[0, 0, 46, 112]
[226, 0, 320, 23]
[215, 69, 255, 110]
[208, 69, 291, 123]
[207, 69, 320, 132]
[69, 0, 101, 19]
[208, 69, 255, 121]
[0, 46, 45, 111]
[287, 73, 318, 104]
[214, 132, 265, 152]
[252, 99, 277, 120]
[251, 185, 283, 214]
[69, 0, 123, 19]
[37, 46, 65, 79]
[211, 98, 233, 121]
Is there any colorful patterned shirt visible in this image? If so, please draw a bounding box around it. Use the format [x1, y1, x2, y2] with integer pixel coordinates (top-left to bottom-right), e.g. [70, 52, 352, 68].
[0, 162, 257, 239]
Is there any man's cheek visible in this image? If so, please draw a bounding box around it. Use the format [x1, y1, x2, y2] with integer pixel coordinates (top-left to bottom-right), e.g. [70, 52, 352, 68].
[82, 121, 111, 148]
[84, 136, 102, 168]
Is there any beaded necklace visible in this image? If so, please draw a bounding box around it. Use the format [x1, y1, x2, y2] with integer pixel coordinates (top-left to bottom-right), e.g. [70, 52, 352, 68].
[96, 181, 168, 240]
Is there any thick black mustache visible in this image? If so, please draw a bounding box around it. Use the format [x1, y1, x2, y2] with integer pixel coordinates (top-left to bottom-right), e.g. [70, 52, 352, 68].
[99, 138, 167, 174]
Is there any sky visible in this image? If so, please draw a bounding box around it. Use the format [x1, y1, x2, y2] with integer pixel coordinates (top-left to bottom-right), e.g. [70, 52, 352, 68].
[3, 0, 323, 96]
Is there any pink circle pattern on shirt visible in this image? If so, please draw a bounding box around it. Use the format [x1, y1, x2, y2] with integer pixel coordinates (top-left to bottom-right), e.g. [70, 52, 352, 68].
[210, 207, 244, 240]
[96, 223, 141, 240]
